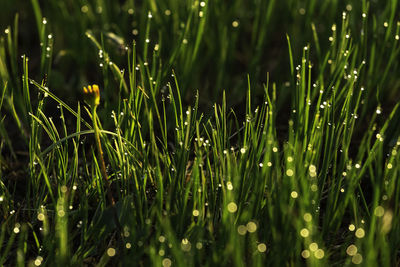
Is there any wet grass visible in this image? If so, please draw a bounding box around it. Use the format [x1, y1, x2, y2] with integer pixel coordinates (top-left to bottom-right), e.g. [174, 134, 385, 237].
[0, 0, 400, 266]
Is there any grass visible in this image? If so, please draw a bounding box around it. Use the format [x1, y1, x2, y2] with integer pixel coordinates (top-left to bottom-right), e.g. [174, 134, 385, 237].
[0, 0, 400, 266]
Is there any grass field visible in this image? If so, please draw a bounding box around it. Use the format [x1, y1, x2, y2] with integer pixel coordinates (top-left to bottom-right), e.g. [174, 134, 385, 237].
[0, 0, 400, 266]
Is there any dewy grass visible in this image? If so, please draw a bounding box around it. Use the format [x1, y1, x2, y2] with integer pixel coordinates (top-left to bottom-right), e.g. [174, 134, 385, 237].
[0, 0, 400, 266]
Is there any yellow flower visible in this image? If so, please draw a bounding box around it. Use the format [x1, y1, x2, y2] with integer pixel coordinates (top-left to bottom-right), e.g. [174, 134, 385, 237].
[83, 84, 100, 107]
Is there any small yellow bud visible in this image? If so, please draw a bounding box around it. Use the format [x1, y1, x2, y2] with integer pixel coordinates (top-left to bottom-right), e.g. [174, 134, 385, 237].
[83, 84, 100, 107]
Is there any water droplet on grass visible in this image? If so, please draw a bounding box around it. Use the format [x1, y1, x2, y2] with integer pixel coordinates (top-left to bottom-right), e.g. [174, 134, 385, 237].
[300, 228, 309, 237]
[107, 247, 116, 257]
[301, 250, 310, 258]
[352, 253, 363, 264]
[81, 5, 88, 13]
[227, 202, 237, 213]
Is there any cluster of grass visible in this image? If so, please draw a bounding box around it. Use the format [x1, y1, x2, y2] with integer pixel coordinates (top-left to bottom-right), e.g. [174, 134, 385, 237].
[1, 0, 400, 266]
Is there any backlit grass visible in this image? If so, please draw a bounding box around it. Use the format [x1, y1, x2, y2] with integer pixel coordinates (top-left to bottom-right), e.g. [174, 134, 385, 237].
[0, 0, 399, 266]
